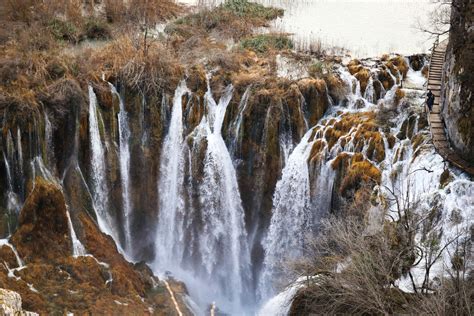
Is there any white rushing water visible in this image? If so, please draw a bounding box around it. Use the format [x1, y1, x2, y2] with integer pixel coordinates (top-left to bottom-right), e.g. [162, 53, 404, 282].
[154, 80, 252, 314]
[258, 62, 473, 313]
[87, 86, 117, 242]
[155, 80, 189, 267]
[259, 128, 336, 300]
[198, 83, 251, 311]
[65, 206, 87, 257]
[109, 84, 133, 254]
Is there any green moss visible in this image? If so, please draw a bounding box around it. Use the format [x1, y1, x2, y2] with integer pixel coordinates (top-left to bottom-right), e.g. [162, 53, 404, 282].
[221, 0, 284, 19]
[48, 19, 78, 42]
[308, 62, 324, 78]
[240, 34, 293, 53]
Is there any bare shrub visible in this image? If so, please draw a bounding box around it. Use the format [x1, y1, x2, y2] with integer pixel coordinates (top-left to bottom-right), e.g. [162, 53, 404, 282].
[291, 216, 412, 315]
[89, 35, 183, 93]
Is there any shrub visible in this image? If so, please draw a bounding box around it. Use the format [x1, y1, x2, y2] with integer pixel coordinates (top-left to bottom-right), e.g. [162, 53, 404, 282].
[240, 34, 293, 53]
[83, 18, 111, 40]
[167, 0, 283, 40]
[221, 0, 284, 20]
[48, 19, 79, 43]
[89, 36, 184, 94]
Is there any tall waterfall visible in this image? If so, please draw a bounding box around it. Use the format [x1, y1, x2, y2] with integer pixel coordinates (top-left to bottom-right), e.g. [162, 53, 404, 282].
[199, 83, 251, 310]
[110, 84, 133, 254]
[88, 86, 116, 242]
[155, 80, 189, 267]
[155, 81, 251, 313]
[258, 129, 335, 300]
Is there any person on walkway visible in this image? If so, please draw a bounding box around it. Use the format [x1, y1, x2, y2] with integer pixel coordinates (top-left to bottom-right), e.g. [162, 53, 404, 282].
[426, 90, 435, 111]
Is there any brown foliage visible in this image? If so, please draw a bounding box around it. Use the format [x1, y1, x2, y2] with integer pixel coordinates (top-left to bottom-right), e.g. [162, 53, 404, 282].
[11, 178, 72, 263]
[290, 217, 414, 315]
[89, 35, 184, 93]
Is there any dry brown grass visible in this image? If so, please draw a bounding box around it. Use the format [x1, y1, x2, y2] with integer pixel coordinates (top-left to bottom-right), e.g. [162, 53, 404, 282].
[89, 35, 183, 93]
[166, 0, 283, 41]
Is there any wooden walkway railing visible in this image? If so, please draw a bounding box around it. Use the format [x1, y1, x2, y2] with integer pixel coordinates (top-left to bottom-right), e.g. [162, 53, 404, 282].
[427, 39, 474, 176]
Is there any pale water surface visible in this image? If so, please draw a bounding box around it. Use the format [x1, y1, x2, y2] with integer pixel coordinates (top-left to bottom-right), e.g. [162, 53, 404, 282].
[179, 0, 440, 57]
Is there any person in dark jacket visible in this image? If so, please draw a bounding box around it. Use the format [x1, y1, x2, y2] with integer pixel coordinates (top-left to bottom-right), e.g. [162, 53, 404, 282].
[426, 90, 435, 111]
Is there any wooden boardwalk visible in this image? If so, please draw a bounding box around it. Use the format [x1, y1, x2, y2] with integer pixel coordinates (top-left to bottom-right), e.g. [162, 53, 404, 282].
[427, 40, 474, 176]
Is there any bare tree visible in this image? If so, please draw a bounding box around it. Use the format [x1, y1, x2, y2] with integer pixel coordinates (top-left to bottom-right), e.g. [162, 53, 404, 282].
[415, 0, 452, 38]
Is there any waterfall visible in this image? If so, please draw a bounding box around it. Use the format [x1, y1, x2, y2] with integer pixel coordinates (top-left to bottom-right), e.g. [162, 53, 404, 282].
[198, 83, 251, 310]
[155, 80, 189, 267]
[0, 239, 24, 267]
[259, 129, 335, 300]
[65, 206, 86, 257]
[3, 154, 20, 216]
[88, 86, 116, 241]
[229, 85, 251, 158]
[155, 80, 251, 313]
[16, 128, 23, 179]
[364, 76, 375, 104]
[44, 111, 54, 168]
[338, 67, 362, 108]
[109, 84, 133, 254]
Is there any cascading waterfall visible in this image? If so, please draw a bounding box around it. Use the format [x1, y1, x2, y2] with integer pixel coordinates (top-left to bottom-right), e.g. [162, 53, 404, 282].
[87, 86, 117, 242]
[338, 66, 362, 107]
[364, 76, 375, 104]
[109, 83, 133, 253]
[198, 83, 251, 310]
[155, 80, 251, 313]
[258, 129, 335, 300]
[155, 80, 189, 267]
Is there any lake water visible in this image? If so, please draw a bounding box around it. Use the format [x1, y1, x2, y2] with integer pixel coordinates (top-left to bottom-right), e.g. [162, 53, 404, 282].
[178, 0, 442, 58]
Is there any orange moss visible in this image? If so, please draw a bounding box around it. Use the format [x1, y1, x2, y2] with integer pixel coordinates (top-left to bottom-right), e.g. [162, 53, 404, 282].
[347, 59, 362, 75]
[385, 61, 401, 84]
[331, 152, 351, 170]
[421, 65, 429, 78]
[387, 134, 396, 149]
[340, 155, 381, 195]
[308, 139, 326, 164]
[394, 88, 405, 105]
[377, 68, 395, 90]
[354, 68, 371, 95]
[389, 55, 409, 78]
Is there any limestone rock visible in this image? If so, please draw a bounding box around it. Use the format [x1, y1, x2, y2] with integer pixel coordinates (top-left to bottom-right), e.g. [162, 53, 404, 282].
[0, 288, 37, 316]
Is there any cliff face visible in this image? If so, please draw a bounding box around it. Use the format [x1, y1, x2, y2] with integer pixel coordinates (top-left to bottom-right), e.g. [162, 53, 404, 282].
[441, 0, 474, 162]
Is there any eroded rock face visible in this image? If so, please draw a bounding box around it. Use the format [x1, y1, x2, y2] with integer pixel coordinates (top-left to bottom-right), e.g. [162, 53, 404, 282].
[11, 178, 72, 263]
[441, 0, 474, 162]
[0, 177, 190, 315]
